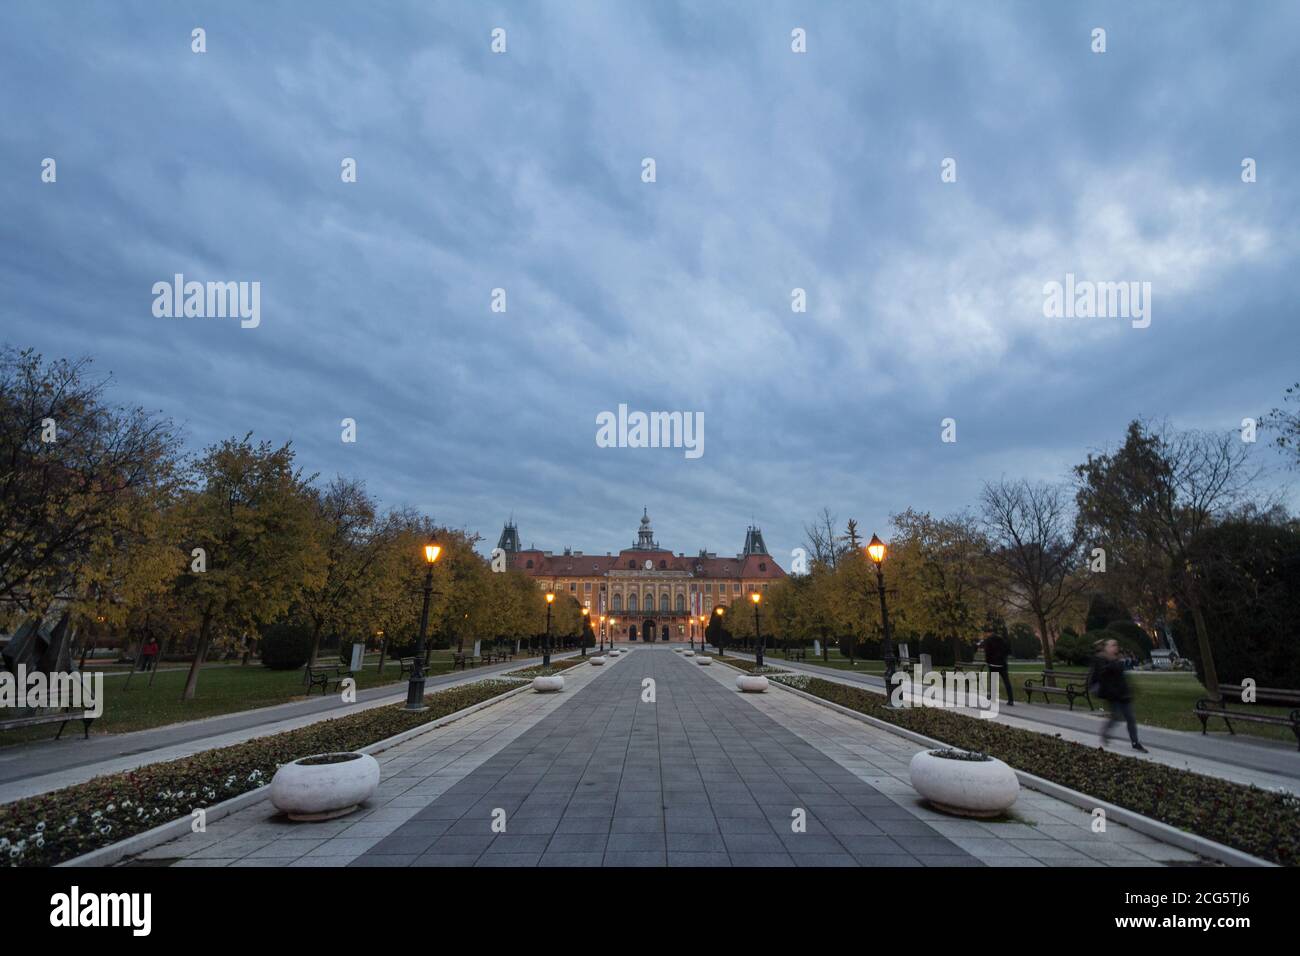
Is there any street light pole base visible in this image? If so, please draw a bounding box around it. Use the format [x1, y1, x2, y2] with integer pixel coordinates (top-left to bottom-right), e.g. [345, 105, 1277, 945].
[404, 678, 427, 711]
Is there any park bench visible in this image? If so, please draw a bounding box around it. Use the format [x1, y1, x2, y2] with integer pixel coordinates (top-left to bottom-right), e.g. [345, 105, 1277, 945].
[0, 706, 97, 740]
[449, 652, 485, 671]
[784, 648, 806, 661]
[306, 664, 346, 695]
[1194, 686, 1300, 749]
[1023, 670, 1094, 710]
[952, 660, 986, 673]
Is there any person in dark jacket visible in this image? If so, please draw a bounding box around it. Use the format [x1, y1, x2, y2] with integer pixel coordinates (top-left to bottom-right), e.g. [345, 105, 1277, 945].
[983, 631, 1014, 706]
[1089, 639, 1147, 752]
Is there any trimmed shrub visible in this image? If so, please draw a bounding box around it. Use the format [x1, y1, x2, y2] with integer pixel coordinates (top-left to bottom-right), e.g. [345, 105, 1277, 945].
[1086, 592, 1133, 632]
[259, 621, 314, 670]
[1008, 623, 1041, 660]
[1055, 630, 1101, 665]
[1107, 620, 1153, 661]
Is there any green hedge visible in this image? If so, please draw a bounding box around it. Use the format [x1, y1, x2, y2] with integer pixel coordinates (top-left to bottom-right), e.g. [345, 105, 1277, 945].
[773, 675, 1300, 866]
[0, 678, 524, 868]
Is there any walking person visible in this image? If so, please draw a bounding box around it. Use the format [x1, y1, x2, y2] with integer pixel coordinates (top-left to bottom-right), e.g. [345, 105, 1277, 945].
[1089, 639, 1147, 752]
[983, 628, 1014, 706]
[141, 637, 160, 671]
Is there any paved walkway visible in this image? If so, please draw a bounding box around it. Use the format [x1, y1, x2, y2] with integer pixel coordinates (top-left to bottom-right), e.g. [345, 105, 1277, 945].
[0, 653, 570, 804]
[133, 649, 1204, 867]
[724, 652, 1300, 793]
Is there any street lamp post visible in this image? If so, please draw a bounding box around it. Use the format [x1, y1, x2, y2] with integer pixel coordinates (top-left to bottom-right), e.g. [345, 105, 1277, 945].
[866, 534, 897, 706]
[405, 543, 442, 711]
[543, 591, 555, 667]
[609, 617, 617, 650]
[581, 607, 590, 657]
[714, 606, 725, 657]
[751, 592, 764, 668]
[698, 615, 707, 651]
[599, 615, 606, 652]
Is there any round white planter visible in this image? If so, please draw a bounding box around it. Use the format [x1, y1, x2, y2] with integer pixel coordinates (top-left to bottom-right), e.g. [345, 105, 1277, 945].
[673, 648, 683, 653]
[684, 650, 695, 657]
[735, 675, 769, 693]
[532, 675, 565, 693]
[696, 656, 712, 666]
[590, 656, 606, 666]
[270, 752, 380, 821]
[908, 749, 1019, 818]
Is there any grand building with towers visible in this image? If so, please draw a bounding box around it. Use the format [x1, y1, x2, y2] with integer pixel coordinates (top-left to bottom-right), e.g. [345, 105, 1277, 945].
[497, 510, 786, 643]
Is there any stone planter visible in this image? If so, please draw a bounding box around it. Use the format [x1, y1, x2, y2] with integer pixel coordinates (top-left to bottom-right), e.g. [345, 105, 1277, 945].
[590, 656, 606, 666]
[908, 749, 1019, 818]
[683, 650, 695, 657]
[532, 675, 565, 693]
[735, 675, 769, 693]
[696, 656, 712, 666]
[269, 752, 380, 821]
[673, 648, 683, 653]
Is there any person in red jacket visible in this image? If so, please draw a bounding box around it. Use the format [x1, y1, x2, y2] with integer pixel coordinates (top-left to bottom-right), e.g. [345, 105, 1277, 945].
[140, 638, 160, 671]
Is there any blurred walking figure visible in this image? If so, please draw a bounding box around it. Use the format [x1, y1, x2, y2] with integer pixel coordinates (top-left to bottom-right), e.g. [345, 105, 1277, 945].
[1089, 639, 1147, 752]
[140, 638, 160, 671]
[983, 629, 1014, 706]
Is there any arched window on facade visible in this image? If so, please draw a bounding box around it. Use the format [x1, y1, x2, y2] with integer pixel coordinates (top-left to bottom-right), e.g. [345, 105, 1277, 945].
[675, 593, 686, 612]
[612, 593, 622, 612]
[628, 593, 638, 612]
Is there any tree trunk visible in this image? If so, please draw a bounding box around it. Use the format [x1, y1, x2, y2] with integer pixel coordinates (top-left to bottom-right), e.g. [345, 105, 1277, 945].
[305, 619, 324, 685]
[1036, 611, 1055, 679]
[182, 610, 214, 701]
[377, 639, 387, 675]
[1189, 601, 1221, 699]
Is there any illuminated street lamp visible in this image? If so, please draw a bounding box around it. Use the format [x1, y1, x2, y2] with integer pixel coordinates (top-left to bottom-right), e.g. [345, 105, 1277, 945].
[544, 591, 555, 667]
[866, 534, 898, 705]
[580, 606, 590, 657]
[405, 543, 442, 711]
[751, 591, 764, 667]
[698, 614, 707, 650]
[599, 614, 606, 652]
[609, 617, 618, 649]
[714, 606, 725, 657]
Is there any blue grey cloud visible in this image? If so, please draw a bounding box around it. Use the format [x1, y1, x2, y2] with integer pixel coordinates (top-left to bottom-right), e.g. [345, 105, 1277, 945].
[1, 0, 1296, 563]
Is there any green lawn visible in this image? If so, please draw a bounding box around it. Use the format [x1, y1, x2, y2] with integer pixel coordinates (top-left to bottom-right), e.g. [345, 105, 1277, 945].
[0, 653, 461, 743]
[765, 653, 1298, 744]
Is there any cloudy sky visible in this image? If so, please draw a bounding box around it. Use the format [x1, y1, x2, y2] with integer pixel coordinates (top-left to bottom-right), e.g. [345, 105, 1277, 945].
[2, 1, 1297, 564]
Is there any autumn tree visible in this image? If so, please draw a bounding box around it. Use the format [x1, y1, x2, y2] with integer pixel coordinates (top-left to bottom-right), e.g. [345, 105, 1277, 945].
[890, 509, 992, 664]
[172, 435, 324, 700]
[1074, 420, 1258, 698]
[300, 477, 393, 671]
[0, 347, 183, 615]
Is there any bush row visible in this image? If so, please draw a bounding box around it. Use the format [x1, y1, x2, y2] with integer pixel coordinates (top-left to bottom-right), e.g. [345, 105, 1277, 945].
[773, 675, 1300, 866]
[0, 678, 525, 867]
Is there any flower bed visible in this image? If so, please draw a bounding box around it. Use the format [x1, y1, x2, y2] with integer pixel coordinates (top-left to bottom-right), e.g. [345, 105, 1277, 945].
[715, 657, 787, 676]
[506, 657, 588, 679]
[0, 678, 525, 868]
[772, 675, 1300, 866]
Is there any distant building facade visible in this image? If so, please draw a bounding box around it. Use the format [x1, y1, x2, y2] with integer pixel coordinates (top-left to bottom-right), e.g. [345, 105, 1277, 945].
[498, 510, 786, 642]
